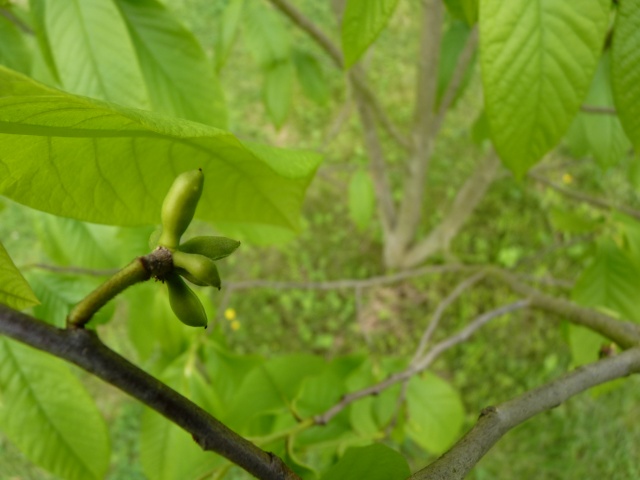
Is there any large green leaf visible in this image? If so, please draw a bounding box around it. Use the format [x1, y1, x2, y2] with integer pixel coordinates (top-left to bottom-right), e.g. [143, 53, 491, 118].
[0, 241, 39, 309]
[565, 53, 631, 168]
[32, 0, 149, 109]
[612, 0, 640, 148]
[0, 14, 31, 74]
[480, 0, 610, 176]
[341, 0, 400, 68]
[573, 239, 640, 323]
[114, 0, 227, 128]
[319, 443, 410, 480]
[0, 67, 321, 230]
[0, 338, 110, 480]
[227, 354, 326, 432]
[406, 372, 465, 454]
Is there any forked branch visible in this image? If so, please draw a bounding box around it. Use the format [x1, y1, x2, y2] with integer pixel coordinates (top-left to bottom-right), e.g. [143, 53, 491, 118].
[410, 346, 640, 480]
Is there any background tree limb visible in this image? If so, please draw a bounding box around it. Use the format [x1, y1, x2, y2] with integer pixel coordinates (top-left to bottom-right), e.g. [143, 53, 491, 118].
[410, 346, 640, 480]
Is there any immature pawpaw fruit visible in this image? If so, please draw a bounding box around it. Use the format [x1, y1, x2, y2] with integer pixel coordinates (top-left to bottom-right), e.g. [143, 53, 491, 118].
[158, 169, 204, 249]
[178, 236, 240, 261]
[172, 250, 221, 289]
[166, 272, 207, 327]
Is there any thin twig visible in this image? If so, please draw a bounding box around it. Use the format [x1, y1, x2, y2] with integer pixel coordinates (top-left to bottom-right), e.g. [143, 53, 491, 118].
[0, 7, 33, 34]
[529, 172, 640, 221]
[352, 86, 397, 232]
[411, 271, 485, 363]
[410, 346, 640, 479]
[268, 0, 410, 149]
[489, 268, 640, 348]
[314, 300, 528, 424]
[226, 264, 476, 292]
[580, 105, 617, 115]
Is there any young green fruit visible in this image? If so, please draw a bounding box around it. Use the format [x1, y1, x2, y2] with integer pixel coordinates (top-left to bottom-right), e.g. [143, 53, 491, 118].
[158, 169, 204, 249]
[179, 236, 240, 261]
[172, 250, 221, 289]
[166, 272, 208, 327]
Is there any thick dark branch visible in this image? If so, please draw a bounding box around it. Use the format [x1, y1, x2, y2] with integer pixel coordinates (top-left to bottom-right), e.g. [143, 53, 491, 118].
[529, 171, 640, 221]
[411, 347, 640, 479]
[489, 268, 640, 349]
[0, 305, 300, 480]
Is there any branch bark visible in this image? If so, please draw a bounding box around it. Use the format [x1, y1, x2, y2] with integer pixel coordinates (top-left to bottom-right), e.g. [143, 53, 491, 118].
[529, 171, 640, 221]
[410, 346, 640, 479]
[389, 0, 444, 262]
[314, 301, 528, 424]
[0, 304, 300, 480]
[401, 150, 501, 267]
[489, 268, 640, 349]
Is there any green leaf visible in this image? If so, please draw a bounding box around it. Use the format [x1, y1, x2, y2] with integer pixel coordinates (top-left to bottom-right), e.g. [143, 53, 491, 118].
[444, 0, 479, 25]
[0, 241, 39, 309]
[548, 207, 599, 234]
[203, 340, 263, 411]
[341, 0, 400, 68]
[33, 215, 117, 268]
[126, 283, 191, 361]
[140, 358, 225, 480]
[612, 0, 640, 148]
[480, 0, 610, 176]
[406, 372, 465, 454]
[565, 53, 631, 168]
[263, 60, 294, 129]
[114, 0, 227, 128]
[0, 14, 31, 74]
[294, 49, 330, 104]
[436, 20, 474, 110]
[349, 396, 379, 437]
[243, 1, 290, 66]
[26, 272, 115, 328]
[0, 338, 110, 480]
[348, 170, 376, 231]
[32, 0, 149, 108]
[319, 443, 410, 480]
[573, 239, 640, 323]
[294, 369, 345, 418]
[215, 0, 244, 71]
[228, 354, 325, 432]
[568, 324, 607, 366]
[0, 67, 321, 231]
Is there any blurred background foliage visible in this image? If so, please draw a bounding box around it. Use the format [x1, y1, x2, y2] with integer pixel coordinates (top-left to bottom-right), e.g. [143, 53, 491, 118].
[1, 0, 640, 479]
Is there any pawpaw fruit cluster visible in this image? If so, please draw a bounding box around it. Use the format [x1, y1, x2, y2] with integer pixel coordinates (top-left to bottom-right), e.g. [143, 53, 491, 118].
[158, 169, 239, 327]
